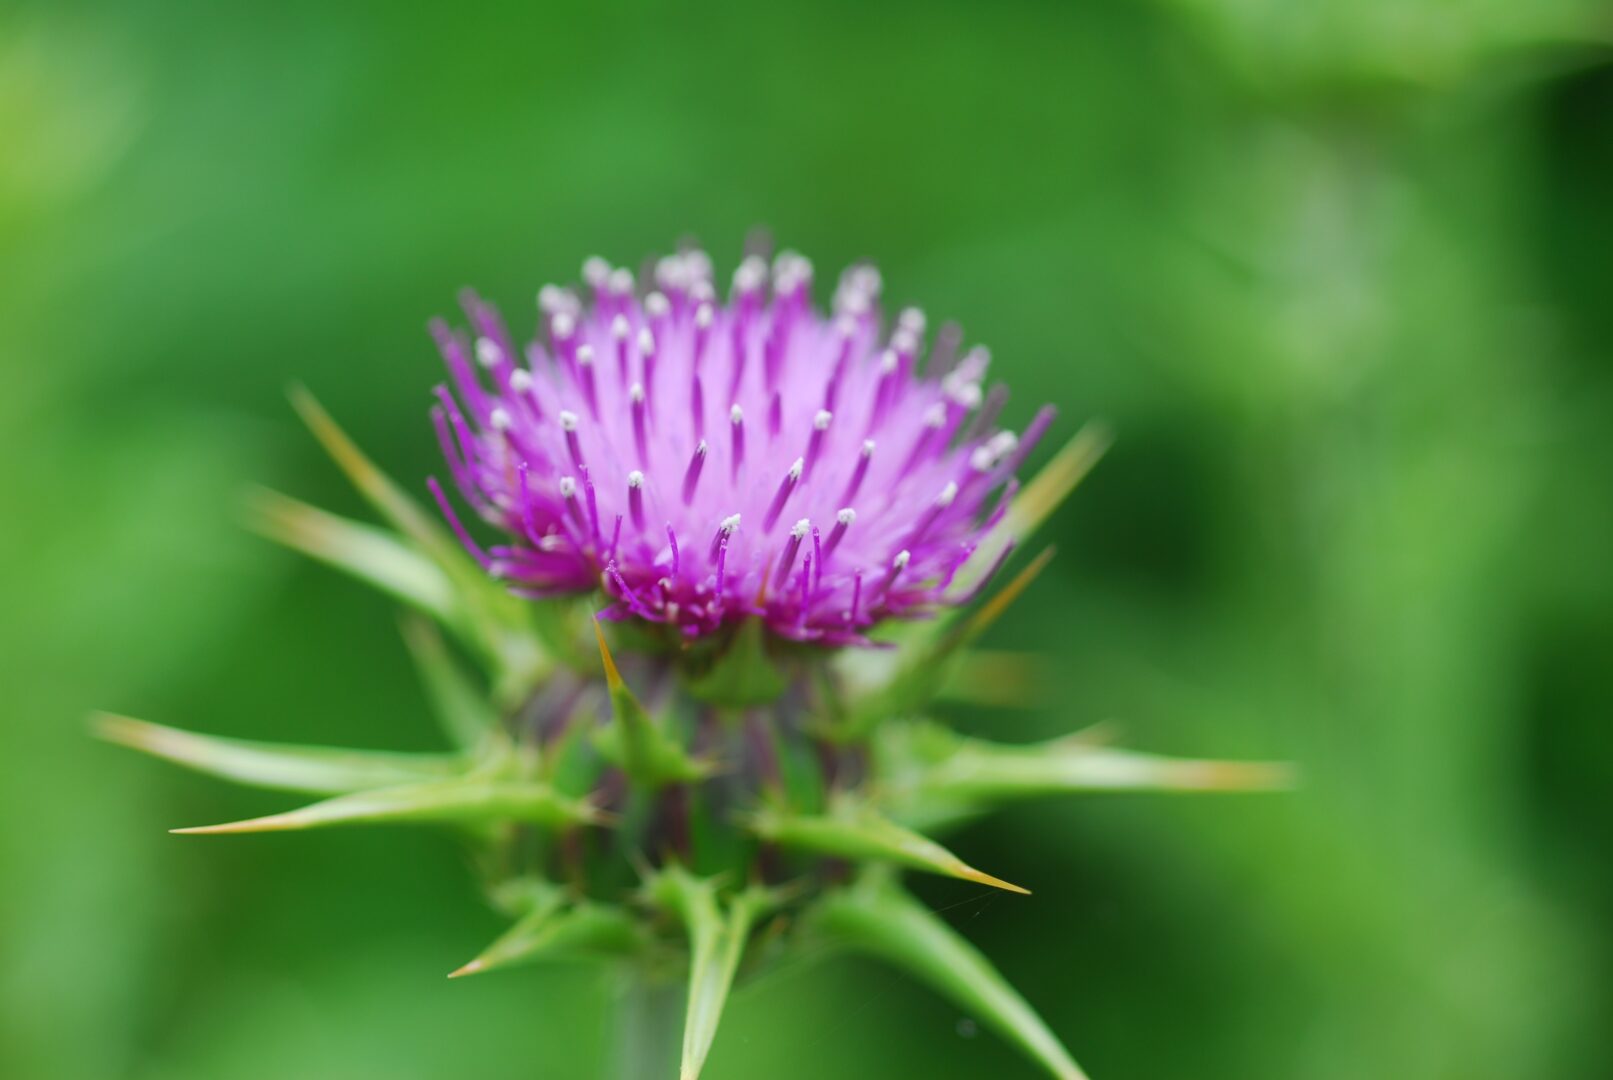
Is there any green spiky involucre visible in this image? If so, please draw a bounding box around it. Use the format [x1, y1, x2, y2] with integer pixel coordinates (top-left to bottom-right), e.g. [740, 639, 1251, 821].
[99, 249, 1290, 1079]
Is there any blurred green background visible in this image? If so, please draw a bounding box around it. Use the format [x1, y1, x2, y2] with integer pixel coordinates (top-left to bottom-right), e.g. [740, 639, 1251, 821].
[4, 1, 1612, 1077]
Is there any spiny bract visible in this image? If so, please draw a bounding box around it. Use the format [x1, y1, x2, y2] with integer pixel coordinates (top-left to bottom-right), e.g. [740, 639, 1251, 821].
[98, 241, 1290, 1080]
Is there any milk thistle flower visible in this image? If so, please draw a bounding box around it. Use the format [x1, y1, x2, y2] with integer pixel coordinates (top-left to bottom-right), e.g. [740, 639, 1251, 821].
[432, 249, 1037, 644]
[98, 241, 1290, 1079]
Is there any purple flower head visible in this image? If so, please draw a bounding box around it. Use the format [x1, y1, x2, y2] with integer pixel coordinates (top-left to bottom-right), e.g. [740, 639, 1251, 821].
[428, 245, 1054, 644]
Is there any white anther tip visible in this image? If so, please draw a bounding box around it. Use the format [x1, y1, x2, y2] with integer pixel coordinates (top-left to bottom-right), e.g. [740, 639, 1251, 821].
[734, 256, 767, 290]
[991, 431, 1019, 453]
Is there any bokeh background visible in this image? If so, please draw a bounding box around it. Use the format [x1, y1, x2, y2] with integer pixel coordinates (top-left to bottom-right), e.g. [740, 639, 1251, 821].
[4, 1, 1612, 1077]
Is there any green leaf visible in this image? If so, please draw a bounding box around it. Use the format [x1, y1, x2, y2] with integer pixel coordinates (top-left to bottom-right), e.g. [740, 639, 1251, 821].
[648, 867, 770, 1080]
[449, 891, 645, 977]
[744, 799, 1030, 895]
[813, 872, 1090, 1080]
[846, 547, 1058, 731]
[245, 487, 456, 623]
[169, 775, 603, 835]
[883, 720, 1295, 818]
[94, 713, 460, 795]
[288, 386, 553, 698]
[289, 384, 469, 572]
[593, 620, 714, 788]
[399, 615, 501, 752]
[838, 423, 1109, 725]
[951, 421, 1111, 600]
[948, 546, 1059, 650]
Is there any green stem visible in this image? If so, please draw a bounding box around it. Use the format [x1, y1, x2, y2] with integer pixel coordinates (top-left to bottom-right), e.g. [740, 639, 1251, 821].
[609, 967, 683, 1080]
